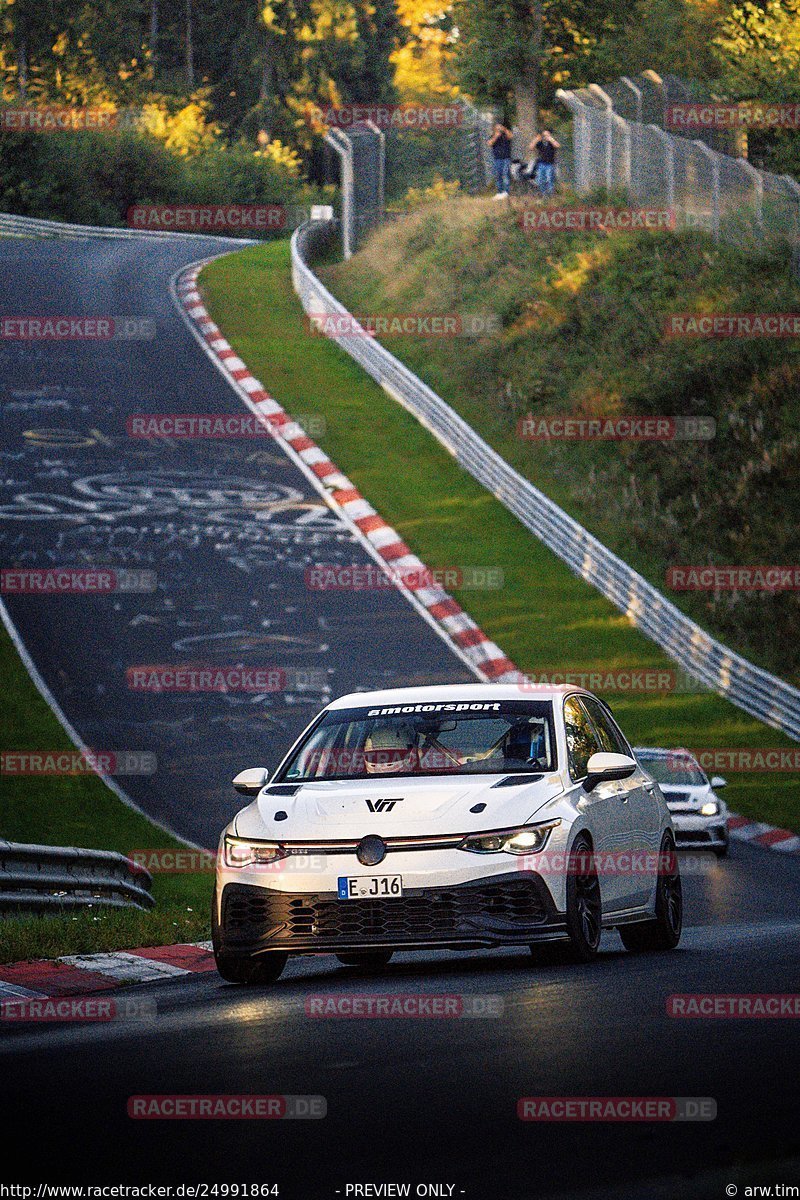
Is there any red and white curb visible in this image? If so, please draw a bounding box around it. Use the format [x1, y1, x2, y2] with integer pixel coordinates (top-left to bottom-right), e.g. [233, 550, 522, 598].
[173, 263, 519, 683]
[0, 942, 215, 1001]
[728, 815, 800, 853]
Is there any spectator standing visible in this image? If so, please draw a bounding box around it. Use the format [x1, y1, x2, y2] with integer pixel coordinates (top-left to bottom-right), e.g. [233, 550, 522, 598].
[488, 122, 513, 198]
[529, 130, 560, 196]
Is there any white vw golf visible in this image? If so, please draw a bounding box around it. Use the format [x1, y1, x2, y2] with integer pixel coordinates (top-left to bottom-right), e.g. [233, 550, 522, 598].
[212, 685, 682, 983]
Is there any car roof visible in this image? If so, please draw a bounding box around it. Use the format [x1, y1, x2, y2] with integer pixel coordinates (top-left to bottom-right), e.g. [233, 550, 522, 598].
[327, 683, 596, 710]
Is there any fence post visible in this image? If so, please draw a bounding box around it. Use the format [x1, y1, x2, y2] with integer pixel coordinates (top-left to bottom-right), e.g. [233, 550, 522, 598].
[324, 128, 354, 259]
[620, 77, 642, 197]
[738, 158, 764, 232]
[589, 84, 614, 192]
[694, 140, 721, 239]
[649, 125, 675, 209]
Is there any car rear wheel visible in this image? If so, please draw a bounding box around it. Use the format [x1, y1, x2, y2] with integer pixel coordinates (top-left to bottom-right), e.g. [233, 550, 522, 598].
[336, 951, 394, 969]
[619, 833, 682, 952]
[563, 834, 602, 963]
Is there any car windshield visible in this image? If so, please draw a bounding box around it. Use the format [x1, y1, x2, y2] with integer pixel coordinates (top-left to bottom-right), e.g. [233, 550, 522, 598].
[280, 700, 557, 781]
[637, 754, 707, 787]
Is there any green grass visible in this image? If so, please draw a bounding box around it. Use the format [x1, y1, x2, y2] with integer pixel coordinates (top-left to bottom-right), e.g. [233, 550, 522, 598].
[199, 238, 799, 834]
[0, 621, 212, 963]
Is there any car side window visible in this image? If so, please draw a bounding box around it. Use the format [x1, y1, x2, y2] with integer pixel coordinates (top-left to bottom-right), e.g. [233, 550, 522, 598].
[563, 696, 603, 781]
[582, 697, 631, 757]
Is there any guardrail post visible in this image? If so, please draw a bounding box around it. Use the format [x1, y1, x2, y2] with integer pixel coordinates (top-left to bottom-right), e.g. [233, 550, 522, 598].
[648, 125, 675, 209]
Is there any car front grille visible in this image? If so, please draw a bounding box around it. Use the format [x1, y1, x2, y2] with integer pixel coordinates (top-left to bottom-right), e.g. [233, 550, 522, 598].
[221, 877, 553, 949]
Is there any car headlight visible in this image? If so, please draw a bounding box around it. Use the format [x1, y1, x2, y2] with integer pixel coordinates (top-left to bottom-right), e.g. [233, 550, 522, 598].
[700, 801, 719, 817]
[460, 818, 561, 855]
[223, 834, 289, 868]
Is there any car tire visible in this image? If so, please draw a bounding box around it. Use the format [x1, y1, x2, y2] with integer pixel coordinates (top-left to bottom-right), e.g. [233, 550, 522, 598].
[713, 830, 730, 858]
[619, 833, 682, 952]
[215, 951, 288, 985]
[211, 885, 288, 984]
[336, 951, 394, 969]
[563, 834, 602, 963]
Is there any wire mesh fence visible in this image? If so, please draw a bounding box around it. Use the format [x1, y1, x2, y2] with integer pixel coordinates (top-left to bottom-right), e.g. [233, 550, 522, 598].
[557, 82, 800, 269]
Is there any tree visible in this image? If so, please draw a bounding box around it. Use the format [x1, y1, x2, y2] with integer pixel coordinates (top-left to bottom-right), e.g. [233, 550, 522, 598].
[452, 0, 624, 144]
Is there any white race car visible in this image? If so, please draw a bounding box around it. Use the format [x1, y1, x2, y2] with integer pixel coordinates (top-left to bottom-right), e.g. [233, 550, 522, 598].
[634, 747, 730, 857]
[212, 685, 682, 983]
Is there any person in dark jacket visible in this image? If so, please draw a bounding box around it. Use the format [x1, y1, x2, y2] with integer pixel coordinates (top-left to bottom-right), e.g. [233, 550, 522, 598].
[529, 129, 560, 196]
[488, 122, 513, 198]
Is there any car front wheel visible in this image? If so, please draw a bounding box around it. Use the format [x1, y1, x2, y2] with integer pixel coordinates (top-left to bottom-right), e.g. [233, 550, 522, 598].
[619, 833, 682, 952]
[214, 951, 288, 985]
[563, 834, 602, 962]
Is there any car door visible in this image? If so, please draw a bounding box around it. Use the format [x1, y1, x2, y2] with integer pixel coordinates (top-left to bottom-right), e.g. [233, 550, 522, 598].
[581, 696, 659, 907]
[562, 695, 630, 913]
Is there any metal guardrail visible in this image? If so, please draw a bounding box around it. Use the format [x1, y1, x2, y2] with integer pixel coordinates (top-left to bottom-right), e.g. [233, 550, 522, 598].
[0, 840, 154, 913]
[0, 210, 286, 242]
[291, 220, 800, 741]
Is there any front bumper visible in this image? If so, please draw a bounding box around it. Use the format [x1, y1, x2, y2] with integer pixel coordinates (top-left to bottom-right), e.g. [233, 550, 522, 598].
[216, 874, 564, 957]
[668, 811, 729, 849]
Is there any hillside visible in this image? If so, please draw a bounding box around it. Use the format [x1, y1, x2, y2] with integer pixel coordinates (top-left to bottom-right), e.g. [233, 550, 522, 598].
[321, 198, 800, 683]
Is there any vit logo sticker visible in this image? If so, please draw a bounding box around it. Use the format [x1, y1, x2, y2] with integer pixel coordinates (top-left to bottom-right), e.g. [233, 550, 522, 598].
[365, 799, 403, 812]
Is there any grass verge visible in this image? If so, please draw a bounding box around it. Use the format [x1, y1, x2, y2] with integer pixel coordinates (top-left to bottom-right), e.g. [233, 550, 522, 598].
[0, 620, 212, 964]
[200, 238, 799, 834]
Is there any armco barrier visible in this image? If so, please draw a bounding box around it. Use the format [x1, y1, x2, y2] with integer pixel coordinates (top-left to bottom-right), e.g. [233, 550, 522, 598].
[291, 219, 800, 741]
[0, 840, 154, 913]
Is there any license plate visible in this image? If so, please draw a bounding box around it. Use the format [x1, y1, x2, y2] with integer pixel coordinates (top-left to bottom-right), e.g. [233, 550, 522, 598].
[337, 875, 403, 900]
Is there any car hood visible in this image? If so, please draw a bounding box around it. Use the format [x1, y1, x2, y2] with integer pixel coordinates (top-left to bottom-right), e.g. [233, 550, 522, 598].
[659, 784, 712, 806]
[233, 772, 566, 841]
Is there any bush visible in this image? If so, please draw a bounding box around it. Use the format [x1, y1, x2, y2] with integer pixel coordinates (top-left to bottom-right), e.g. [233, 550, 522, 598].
[0, 129, 316, 228]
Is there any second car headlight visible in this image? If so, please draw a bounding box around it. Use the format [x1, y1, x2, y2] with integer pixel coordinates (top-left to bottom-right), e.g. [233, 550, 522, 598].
[223, 834, 289, 868]
[460, 818, 561, 855]
[700, 801, 720, 817]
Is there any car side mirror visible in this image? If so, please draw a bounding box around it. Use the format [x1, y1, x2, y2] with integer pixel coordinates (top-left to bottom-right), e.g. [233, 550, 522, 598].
[232, 767, 269, 796]
[710, 775, 727, 789]
[584, 752, 637, 793]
